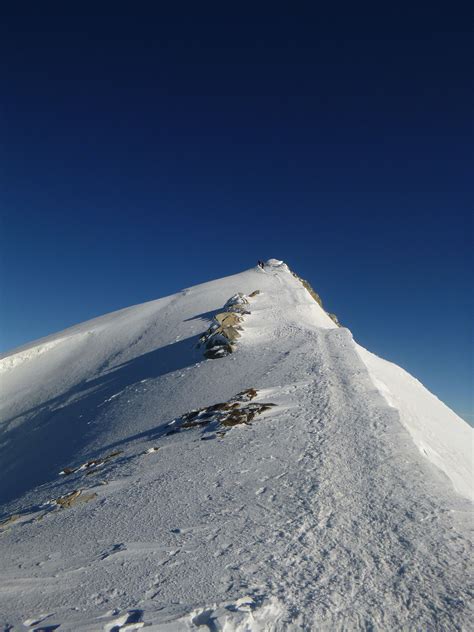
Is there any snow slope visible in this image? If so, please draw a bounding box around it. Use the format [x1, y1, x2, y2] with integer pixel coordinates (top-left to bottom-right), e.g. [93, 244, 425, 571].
[356, 345, 473, 501]
[0, 260, 472, 631]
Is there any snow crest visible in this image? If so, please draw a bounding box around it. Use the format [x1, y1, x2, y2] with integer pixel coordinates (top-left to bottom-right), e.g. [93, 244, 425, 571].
[0, 337, 69, 373]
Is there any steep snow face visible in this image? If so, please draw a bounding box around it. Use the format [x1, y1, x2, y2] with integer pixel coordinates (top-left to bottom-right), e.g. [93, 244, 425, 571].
[0, 261, 472, 631]
[357, 345, 473, 501]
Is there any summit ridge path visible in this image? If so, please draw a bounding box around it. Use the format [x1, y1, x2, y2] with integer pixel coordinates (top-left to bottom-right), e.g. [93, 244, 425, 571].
[232, 325, 473, 629]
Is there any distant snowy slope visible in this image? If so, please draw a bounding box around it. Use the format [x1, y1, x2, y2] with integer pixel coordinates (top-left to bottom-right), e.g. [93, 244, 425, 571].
[0, 259, 472, 631]
[357, 345, 473, 500]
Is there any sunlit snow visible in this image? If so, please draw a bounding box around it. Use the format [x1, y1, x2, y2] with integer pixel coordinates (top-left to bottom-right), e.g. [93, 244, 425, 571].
[0, 260, 472, 630]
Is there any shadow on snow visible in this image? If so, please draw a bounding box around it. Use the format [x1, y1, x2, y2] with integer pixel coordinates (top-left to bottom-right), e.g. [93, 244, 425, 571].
[0, 335, 202, 506]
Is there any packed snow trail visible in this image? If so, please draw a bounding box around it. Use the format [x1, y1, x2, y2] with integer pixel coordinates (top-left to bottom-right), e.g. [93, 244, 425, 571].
[0, 260, 472, 630]
[237, 328, 472, 629]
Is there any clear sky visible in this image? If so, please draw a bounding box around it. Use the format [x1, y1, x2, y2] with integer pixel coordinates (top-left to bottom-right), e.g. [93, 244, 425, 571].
[0, 6, 472, 423]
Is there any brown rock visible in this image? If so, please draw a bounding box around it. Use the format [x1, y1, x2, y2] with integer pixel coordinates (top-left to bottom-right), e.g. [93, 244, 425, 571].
[0, 514, 20, 530]
[55, 489, 97, 509]
[215, 312, 242, 327]
[235, 388, 258, 401]
[204, 344, 233, 359]
[222, 326, 241, 341]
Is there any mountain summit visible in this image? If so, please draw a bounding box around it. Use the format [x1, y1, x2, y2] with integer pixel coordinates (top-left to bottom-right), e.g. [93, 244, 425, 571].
[0, 260, 472, 630]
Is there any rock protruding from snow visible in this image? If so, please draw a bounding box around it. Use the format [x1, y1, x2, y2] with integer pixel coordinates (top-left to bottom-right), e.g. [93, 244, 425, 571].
[199, 291, 260, 359]
[170, 388, 276, 434]
[288, 267, 342, 326]
[59, 449, 123, 476]
[54, 489, 97, 509]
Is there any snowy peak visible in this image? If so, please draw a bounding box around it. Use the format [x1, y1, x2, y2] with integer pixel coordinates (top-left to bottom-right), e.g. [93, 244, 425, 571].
[0, 261, 472, 630]
[0, 260, 471, 503]
[264, 258, 286, 267]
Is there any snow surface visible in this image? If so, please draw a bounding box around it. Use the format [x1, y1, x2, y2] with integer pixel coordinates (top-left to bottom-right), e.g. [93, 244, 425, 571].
[0, 259, 472, 630]
[356, 345, 473, 502]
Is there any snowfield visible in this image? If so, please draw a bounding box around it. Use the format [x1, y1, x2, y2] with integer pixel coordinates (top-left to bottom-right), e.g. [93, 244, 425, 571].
[0, 260, 472, 631]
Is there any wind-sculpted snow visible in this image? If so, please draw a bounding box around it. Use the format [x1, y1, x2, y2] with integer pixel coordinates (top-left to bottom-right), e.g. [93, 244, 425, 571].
[0, 259, 472, 630]
[0, 336, 70, 373]
[356, 344, 473, 502]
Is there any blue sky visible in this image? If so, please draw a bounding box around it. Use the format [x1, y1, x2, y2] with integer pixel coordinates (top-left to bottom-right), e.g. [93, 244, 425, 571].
[0, 6, 472, 422]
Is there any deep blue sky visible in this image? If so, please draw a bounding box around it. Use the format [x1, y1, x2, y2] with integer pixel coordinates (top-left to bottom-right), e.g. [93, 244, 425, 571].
[1, 6, 472, 422]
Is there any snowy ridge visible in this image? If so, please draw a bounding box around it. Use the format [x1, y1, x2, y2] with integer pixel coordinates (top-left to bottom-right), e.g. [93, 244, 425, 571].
[0, 259, 472, 630]
[0, 337, 70, 374]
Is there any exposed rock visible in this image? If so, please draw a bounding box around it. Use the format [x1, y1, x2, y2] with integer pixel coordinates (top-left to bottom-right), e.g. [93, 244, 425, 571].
[235, 387, 258, 401]
[56, 490, 81, 507]
[200, 297, 247, 358]
[290, 270, 323, 307]
[199, 289, 262, 359]
[60, 467, 76, 476]
[55, 489, 97, 509]
[205, 334, 229, 349]
[214, 312, 242, 327]
[204, 344, 233, 359]
[219, 410, 252, 427]
[0, 514, 20, 531]
[221, 326, 240, 341]
[248, 290, 261, 297]
[206, 402, 237, 412]
[60, 450, 123, 476]
[172, 389, 276, 433]
[289, 267, 341, 326]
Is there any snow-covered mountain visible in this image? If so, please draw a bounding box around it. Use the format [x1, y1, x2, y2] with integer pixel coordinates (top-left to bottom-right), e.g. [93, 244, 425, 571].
[0, 259, 472, 631]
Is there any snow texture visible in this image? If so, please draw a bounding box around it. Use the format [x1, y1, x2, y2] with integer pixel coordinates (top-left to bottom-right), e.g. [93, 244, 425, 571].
[0, 259, 472, 630]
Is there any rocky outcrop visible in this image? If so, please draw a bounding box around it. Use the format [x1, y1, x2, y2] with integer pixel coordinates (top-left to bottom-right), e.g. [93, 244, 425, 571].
[166, 389, 276, 435]
[198, 291, 260, 359]
[290, 269, 341, 326]
[0, 514, 20, 531]
[60, 450, 123, 476]
[54, 489, 97, 509]
[214, 312, 241, 327]
[290, 271, 323, 307]
[0, 453, 120, 532]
